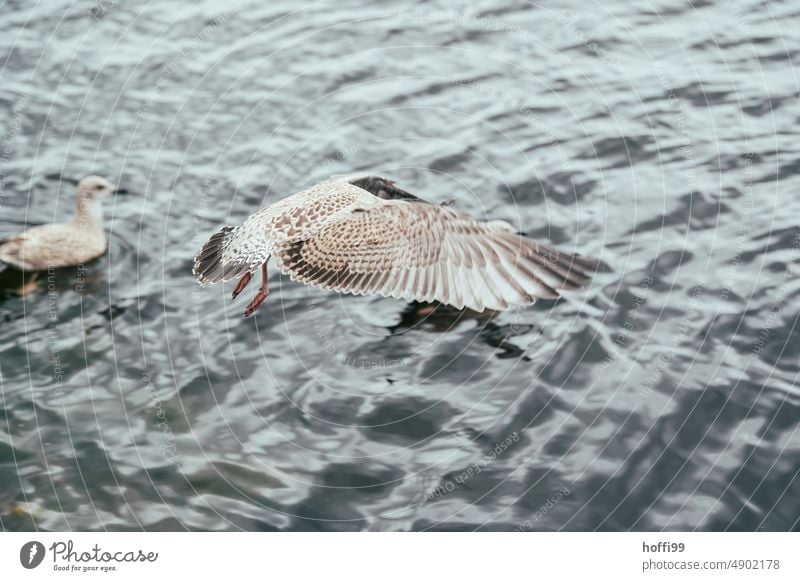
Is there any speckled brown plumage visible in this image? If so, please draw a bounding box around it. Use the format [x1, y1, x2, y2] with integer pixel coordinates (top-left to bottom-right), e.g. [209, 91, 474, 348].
[193, 174, 601, 315]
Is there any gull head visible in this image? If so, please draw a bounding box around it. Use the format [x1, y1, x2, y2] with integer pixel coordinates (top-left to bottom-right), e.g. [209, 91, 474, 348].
[76, 175, 120, 202]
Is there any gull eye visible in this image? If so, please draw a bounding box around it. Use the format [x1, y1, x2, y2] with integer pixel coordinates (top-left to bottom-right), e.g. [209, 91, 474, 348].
[94, 184, 104, 191]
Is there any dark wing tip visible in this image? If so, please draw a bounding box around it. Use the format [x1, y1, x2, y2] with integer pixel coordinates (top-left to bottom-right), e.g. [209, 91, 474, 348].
[553, 252, 607, 288]
[348, 175, 427, 203]
[518, 240, 608, 295]
[193, 226, 236, 284]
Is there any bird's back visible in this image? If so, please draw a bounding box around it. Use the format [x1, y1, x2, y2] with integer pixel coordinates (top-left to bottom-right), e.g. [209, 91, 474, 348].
[245, 177, 385, 241]
[0, 222, 107, 270]
[195, 178, 385, 283]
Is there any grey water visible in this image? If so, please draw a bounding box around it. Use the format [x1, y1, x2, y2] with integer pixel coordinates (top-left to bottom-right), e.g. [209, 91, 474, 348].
[0, 0, 798, 531]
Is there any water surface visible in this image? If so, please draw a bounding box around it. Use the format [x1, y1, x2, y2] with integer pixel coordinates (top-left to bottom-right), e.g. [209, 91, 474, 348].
[0, 0, 798, 531]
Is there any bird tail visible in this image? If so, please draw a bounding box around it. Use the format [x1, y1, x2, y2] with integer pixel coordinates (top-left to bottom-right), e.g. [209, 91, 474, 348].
[193, 226, 251, 285]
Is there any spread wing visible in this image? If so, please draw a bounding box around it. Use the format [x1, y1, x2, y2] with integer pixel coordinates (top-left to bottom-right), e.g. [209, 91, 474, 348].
[273, 200, 599, 312]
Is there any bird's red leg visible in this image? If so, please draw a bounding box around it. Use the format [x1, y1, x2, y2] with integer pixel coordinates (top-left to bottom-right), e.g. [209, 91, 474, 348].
[244, 260, 270, 317]
[231, 271, 252, 300]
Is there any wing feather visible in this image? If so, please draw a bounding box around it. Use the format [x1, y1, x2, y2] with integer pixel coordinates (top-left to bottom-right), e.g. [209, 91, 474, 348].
[274, 196, 599, 312]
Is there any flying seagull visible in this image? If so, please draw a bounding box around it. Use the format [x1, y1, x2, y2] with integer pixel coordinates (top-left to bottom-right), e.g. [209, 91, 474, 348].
[0, 175, 125, 271]
[193, 174, 600, 317]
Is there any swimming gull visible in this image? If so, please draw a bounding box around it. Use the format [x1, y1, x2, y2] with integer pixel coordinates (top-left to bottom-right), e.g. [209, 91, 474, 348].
[0, 175, 125, 271]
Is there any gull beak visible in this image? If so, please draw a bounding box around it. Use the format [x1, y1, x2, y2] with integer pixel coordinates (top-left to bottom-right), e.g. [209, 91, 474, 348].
[114, 187, 129, 195]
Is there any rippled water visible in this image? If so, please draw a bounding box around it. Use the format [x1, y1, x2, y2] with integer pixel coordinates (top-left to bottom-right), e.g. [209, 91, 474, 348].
[1, 0, 799, 531]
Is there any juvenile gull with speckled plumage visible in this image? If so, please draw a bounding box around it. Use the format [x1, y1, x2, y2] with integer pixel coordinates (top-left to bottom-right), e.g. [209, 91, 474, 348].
[0, 176, 124, 271]
[193, 174, 601, 317]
